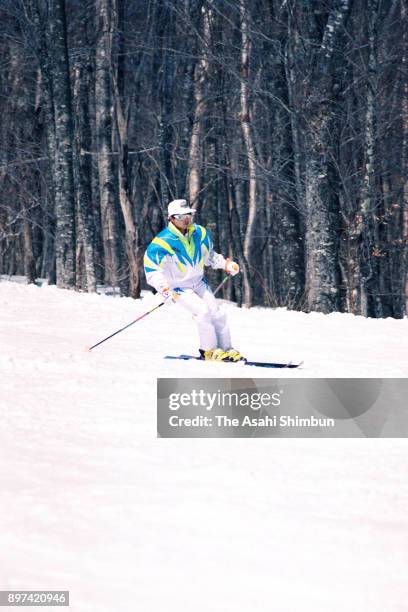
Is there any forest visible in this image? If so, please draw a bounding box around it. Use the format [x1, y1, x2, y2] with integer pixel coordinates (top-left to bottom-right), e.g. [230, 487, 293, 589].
[0, 0, 407, 317]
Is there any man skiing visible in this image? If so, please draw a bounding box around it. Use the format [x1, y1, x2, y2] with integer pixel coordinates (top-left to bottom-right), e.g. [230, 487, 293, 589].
[143, 199, 244, 362]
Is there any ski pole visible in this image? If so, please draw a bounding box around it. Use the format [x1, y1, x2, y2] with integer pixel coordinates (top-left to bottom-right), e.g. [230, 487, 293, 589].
[86, 276, 229, 352]
[213, 275, 230, 296]
[86, 302, 164, 352]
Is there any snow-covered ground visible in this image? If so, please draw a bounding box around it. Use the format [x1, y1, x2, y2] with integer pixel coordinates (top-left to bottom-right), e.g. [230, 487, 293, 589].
[0, 281, 407, 611]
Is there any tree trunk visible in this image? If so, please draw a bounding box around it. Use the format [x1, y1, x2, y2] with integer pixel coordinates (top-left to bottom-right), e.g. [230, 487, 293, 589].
[114, 75, 142, 298]
[95, 0, 121, 291]
[272, 6, 304, 308]
[304, 0, 351, 313]
[22, 204, 36, 283]
[401, 2, 408, 316]
[304, 116, 340, 313]
[48, 0, 76, 288]
[187, 3, 211, 207]
[240, 0, 256, 307]
[73, 32, 97, 292]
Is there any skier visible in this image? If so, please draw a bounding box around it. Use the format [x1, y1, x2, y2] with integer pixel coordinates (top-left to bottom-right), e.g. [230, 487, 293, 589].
[143, 199, 244, 361]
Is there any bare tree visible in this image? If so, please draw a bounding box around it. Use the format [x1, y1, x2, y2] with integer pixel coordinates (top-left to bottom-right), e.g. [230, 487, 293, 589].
[48, 0, 76, 288]
[95, 0, 122, 290]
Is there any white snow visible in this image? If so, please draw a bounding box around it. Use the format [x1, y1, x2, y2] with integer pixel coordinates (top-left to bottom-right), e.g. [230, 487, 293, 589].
[0, 281, 407, 611]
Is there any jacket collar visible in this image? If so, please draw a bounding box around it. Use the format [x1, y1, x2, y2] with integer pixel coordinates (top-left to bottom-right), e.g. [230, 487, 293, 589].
[168, 221, 196, 239]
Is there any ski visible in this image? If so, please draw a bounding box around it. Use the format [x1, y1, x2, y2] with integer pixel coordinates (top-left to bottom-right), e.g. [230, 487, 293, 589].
[164, 355, 303, 369]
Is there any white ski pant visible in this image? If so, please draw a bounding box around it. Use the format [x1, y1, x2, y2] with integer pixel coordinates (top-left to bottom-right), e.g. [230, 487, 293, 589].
[175, 280, 231, 351]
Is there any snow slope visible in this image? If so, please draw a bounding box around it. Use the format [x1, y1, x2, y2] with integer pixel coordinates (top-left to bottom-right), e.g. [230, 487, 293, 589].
[0, 281, 407, 612]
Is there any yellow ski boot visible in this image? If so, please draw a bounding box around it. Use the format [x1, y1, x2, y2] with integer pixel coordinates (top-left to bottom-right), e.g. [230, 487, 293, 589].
[224, 348, 245, 362]
[199, 348, 232, 361]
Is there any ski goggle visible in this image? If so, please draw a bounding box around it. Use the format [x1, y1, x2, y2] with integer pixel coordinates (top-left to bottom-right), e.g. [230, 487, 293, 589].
[172, 212, 194, 220]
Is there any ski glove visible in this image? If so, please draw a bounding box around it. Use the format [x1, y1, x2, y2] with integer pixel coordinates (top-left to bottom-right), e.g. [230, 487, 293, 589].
[160, 287, 180, 304]
[225, 258, 239, 276]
